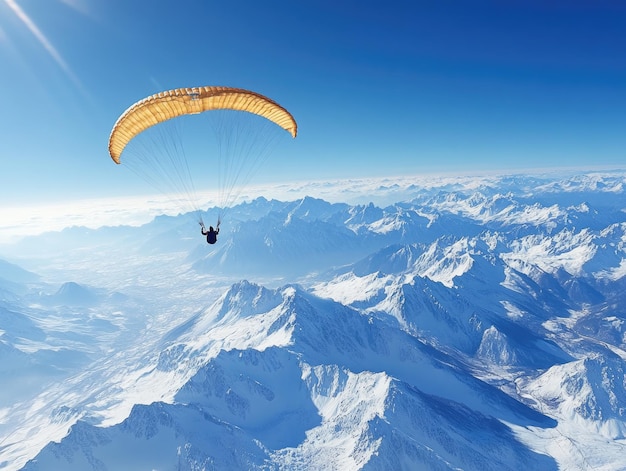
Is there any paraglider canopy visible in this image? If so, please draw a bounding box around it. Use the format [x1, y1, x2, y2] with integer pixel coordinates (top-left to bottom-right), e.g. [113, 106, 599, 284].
[108, 86, 297, 164]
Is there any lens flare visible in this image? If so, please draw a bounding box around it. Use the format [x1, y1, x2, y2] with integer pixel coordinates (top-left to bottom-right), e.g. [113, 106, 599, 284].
[3, 0, 82, 87]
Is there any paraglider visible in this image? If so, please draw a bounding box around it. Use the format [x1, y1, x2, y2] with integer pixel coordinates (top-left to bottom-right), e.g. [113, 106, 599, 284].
[200, 221, 219, 245]
[108, 86, 297, 243]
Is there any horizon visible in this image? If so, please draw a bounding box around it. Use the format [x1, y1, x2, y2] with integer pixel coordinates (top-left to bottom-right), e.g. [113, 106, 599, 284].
[1, 166, 624, 246]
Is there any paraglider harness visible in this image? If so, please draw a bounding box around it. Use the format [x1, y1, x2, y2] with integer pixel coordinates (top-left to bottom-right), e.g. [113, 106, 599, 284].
[200, 219, 220, 245]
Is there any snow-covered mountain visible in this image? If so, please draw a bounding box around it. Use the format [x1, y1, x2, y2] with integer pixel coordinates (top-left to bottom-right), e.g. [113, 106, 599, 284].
[1, 171, 626, 470]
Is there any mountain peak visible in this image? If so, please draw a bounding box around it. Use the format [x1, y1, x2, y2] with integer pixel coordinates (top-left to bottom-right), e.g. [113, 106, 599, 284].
[52, 281, 98, 306]
[531, 352, 626, 438]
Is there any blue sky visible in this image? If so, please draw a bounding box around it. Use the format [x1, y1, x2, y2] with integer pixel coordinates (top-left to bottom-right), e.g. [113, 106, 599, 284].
[1, 0, 625, 205]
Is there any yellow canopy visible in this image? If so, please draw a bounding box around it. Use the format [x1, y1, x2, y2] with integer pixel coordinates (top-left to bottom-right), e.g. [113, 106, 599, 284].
[108, 86, 297, 164]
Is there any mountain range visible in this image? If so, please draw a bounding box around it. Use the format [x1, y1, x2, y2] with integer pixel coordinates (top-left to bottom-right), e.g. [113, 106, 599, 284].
[1, 171, 625, 470]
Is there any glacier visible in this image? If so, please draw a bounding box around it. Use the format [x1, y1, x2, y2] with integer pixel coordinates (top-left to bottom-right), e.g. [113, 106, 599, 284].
[0, 170, 625, 470]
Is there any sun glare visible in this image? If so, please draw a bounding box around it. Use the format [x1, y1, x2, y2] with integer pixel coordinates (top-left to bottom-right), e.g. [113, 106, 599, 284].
[4, 0, 69, 70]
[59, 0, 91, 17]
[2, 0, 82, 87]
